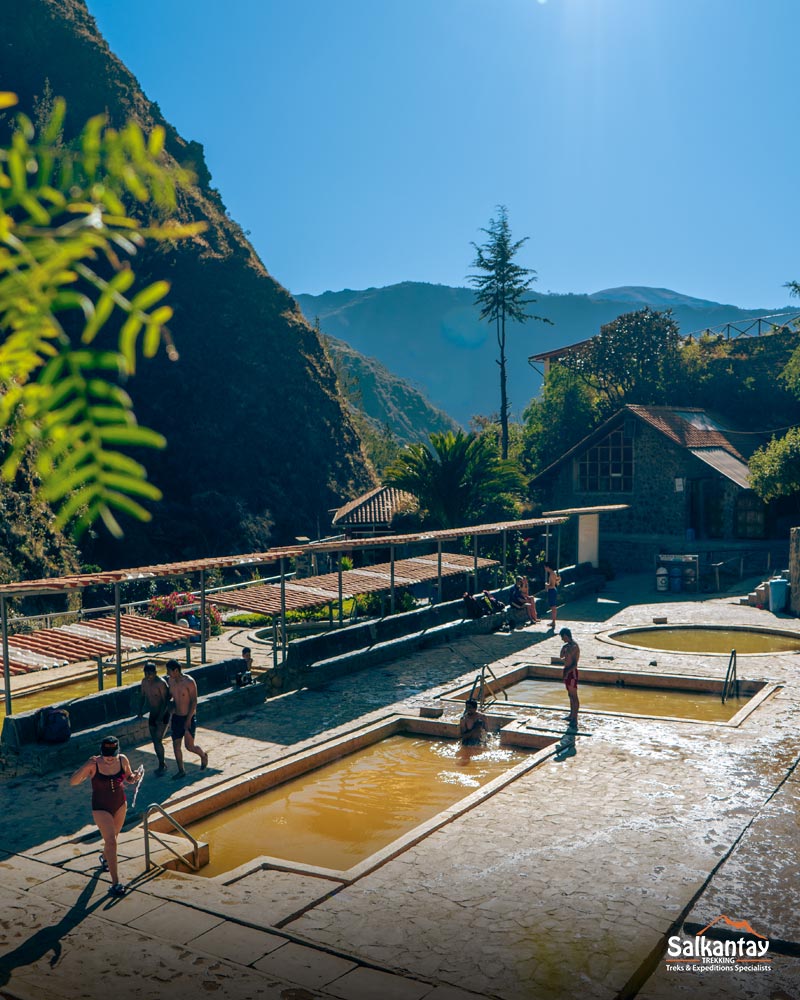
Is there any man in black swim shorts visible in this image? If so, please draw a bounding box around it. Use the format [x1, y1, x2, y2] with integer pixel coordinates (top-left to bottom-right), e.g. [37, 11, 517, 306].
[137, 661, 171, 775]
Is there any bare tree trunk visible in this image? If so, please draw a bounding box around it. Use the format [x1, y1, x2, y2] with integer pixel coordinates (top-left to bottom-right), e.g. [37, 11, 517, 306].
[498, 310, 508, 459]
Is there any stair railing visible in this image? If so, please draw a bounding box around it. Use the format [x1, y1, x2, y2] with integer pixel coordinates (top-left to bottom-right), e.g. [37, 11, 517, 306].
[143, 802, 201, 872]
[721, 649, 738, 704]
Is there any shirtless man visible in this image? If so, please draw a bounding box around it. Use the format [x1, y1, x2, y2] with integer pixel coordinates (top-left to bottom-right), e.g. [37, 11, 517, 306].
[558, 627, 580, 729]
[544, 563, 561, 630]
[137, 660, 171, 775]
[459, 699, 488, 745]
[165, 659, 208, 778]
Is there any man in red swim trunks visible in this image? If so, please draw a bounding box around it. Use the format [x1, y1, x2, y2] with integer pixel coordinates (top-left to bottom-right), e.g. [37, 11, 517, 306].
[559, 627, 580, 729]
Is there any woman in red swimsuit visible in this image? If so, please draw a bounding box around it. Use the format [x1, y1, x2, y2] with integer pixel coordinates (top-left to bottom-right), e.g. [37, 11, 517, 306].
[70, 735, 139, 897]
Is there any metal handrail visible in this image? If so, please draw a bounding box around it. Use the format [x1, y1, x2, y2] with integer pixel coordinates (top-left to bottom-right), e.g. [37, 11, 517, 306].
[143, 802, 201, 872]
[468, 663, 508, 709]
[722, 649, 738, 704]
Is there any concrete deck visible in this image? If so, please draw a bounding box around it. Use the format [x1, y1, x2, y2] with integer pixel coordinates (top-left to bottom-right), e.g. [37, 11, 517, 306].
[0, 574, 798, 1000]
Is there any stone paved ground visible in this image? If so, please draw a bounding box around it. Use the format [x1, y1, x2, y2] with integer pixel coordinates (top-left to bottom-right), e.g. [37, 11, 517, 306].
[0, 573, 798, 1000]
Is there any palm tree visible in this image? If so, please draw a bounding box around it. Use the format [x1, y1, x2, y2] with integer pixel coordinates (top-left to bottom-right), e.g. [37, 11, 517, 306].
[384, 430, 524, 529]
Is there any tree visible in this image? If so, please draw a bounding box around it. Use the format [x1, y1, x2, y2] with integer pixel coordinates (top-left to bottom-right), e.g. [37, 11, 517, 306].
[747, 280, 800, 506]
[384, 429, 524, 529]
[559, 307, 682, 418]
[749, 428, 800, 504]
[468, 206, 550, 460]
[522, 363, 597, 476]
[0, 91, 203, 537]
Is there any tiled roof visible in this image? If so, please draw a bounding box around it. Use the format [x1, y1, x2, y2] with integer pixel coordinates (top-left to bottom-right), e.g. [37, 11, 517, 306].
[0, 616, 199, 676]
[213, 552, 499, 616]
[332, 486, 417, 527]
[626, 406, 747, 459]
[533, 405, 758, 484]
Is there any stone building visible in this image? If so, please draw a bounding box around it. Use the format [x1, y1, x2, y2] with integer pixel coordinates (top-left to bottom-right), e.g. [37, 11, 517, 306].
[532, 405, 785, 574]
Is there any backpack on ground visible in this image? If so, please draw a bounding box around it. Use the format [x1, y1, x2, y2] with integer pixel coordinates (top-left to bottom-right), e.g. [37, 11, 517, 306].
[36, 706, 71, 744]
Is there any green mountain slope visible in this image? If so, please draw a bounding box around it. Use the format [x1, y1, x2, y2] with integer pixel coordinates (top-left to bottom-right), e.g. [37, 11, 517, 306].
[0, 0, 374, 568]
[296, 282, 797, 426]
[324, 336, 458, 446]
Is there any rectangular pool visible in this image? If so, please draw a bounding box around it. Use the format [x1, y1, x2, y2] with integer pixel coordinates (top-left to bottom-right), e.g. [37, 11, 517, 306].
[187, 733, 531, 877]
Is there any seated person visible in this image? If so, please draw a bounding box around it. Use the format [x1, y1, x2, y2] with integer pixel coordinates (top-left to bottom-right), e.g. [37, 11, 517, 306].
[509, 576, 538, 626]
[462, 592, 487, 619]
[480, 590, 505, 614]
[459, 698, 488, 745]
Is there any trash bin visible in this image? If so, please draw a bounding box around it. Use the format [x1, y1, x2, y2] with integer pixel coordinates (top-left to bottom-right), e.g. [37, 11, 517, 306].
[669, 564, 682, 593]
[768, 578, 788, 613]
[656, 567, 669, 592]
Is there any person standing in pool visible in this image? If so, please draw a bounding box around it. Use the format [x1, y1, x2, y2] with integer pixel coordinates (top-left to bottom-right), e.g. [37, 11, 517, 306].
[559, 628, 580, 729]
[459, 699, 488, 745]
[166, 659, 208, 778]
[544, 563, 561, 630]
[137, 660, 172, 775]
[69, 735, 140, 897]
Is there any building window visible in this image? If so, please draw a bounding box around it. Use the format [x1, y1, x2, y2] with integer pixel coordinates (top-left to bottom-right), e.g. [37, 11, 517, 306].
[577, 427, 633, 493]
[735, 492, 765, 539]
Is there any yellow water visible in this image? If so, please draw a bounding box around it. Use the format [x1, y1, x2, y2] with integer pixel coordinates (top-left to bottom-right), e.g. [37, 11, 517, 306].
[612, 627, 800, 654]
[1, 668, 139, 718]
[501, 678, 744, 722]
[189, 735, 529, 876]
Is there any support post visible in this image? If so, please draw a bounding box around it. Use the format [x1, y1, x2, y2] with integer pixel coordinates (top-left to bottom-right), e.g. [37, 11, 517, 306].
[280, 557, 287, 658]
[437, 540, 443, 604]
[185, 638, 191, 670]
[390, 545, 395, 614]
[473, 535, 478, 589]
[199, 569, 207, 664]
[502, 529, 507, 582]
[272, 617, 278, 669]
[557, 525, 562, 575]
[2, 596, 11, 717]
[337, 553, 343, 625]
[97, 656, 104, 692]
[114, 583, 122, 686]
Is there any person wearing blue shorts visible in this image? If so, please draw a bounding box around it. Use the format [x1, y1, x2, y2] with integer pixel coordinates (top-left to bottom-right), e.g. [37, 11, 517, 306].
[544, 563, 560, 630]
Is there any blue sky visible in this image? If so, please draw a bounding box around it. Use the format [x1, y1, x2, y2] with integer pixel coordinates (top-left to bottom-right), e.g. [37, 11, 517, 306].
[87, 0, 798, 308]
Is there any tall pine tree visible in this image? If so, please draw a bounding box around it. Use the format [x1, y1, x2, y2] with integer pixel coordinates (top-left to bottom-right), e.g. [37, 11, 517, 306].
[469, 206, 549, 458]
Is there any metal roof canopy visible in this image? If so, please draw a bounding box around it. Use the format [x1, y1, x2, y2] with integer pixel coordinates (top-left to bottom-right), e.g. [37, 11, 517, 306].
[213, 552, 500, 616]
[0, 514, 568, 714]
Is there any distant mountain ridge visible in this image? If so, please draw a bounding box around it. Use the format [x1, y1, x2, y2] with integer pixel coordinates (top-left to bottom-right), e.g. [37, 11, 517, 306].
[296, 282, 797, 426]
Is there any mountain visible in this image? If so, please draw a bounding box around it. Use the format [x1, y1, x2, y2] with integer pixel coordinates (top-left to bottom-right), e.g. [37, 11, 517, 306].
[0, 0, 374, 568]
[296, 282, 797, 426]
[588, 287, 725, 309]
[324, 336, 458, 445]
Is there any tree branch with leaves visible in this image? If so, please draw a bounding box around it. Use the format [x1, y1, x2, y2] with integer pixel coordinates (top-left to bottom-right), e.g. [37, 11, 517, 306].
[0, 91, 204, 538]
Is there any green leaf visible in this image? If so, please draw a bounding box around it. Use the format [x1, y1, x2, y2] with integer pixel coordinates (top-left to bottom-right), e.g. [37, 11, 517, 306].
[101, 473, 162, 500]
[129, 280, 170, 313]
[97, 424, 166, 449]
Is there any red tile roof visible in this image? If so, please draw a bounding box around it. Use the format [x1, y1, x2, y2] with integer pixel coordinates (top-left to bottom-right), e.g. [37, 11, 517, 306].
[626, 406, 746, 459]
[332, 486, 417, 527]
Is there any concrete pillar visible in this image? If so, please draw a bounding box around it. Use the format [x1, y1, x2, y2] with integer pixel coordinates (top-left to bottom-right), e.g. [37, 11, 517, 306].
[790, 527, 800, 616]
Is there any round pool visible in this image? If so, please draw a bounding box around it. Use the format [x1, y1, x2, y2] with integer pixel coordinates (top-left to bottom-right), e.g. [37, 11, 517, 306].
[604, 625, 800, 655]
